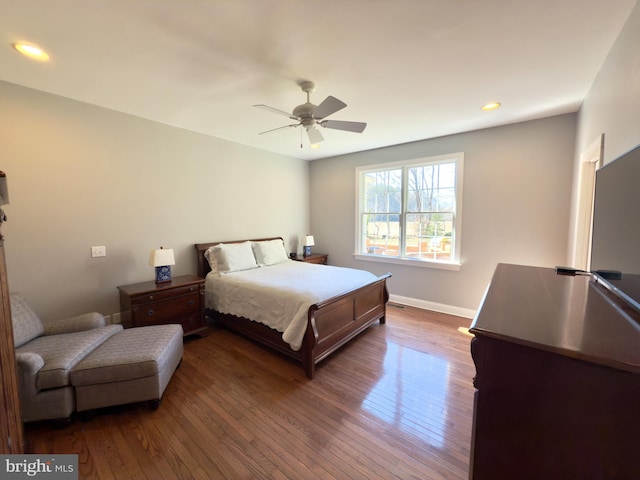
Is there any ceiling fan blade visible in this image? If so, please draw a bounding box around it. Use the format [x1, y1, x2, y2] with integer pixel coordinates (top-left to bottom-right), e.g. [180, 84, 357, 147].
[254, 104, 298, 120]
[307, 127, 324, 144]
[313, 95, 347, 119]
[259, 123, 299, 135]
[320, 120, 367, 133]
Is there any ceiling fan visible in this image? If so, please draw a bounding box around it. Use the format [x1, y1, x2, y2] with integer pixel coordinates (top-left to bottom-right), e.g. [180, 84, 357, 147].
[253, 81, 367, 147]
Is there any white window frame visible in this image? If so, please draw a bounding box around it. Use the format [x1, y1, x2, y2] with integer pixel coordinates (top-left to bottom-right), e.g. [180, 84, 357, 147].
[354, 152, 464, 271]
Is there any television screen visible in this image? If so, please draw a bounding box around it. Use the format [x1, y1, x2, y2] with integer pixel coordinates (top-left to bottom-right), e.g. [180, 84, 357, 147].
[590, 144, 640, 312]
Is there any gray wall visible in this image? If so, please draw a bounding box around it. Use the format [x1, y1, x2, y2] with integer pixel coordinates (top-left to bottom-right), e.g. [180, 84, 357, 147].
[1, 80, 309, 321]
[576, 1, 640, 165]
[310, 114, 577, 316]
[567, 1, 640, 265]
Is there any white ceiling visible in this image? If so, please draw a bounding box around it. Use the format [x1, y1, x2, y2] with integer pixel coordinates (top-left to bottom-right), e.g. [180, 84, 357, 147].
[1, 0, 637, 160]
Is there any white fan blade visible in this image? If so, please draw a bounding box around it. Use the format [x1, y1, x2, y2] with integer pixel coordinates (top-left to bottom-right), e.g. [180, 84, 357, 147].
[320, 120, 367, 133]
[313, 96, 347, 119]
[307, 127, 324, 144]
[254, 104, 298, 120]
[259, 124, 299, 135]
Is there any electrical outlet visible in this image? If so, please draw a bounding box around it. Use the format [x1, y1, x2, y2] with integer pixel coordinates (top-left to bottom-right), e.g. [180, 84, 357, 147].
[91, 246, 106, 258]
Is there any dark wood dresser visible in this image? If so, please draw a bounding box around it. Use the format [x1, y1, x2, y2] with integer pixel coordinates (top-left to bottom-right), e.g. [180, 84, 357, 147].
[118, 275, 206, 336]
[0, 237, 24, 453]
[468, 263, 640, 479]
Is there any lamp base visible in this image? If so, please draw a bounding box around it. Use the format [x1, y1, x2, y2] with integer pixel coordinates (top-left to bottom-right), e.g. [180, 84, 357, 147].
[155, 265, 172, 284]
[303, 246, 312, 257]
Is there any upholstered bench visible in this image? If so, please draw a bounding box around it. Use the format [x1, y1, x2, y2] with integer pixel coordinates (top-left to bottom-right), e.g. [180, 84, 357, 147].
[69, 324, 183, 412]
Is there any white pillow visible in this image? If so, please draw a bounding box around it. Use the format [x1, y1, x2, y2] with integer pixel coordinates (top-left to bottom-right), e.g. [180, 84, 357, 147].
[213, 241, 258, 274]
[252, 239, 289, 266]
[204, 246, 219, 275]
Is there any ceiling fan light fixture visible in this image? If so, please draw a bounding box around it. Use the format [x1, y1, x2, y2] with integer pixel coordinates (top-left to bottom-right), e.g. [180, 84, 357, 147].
[481, 101, 501, 111]
[12, 42, 50, 61]
[306, 125, 324, 145]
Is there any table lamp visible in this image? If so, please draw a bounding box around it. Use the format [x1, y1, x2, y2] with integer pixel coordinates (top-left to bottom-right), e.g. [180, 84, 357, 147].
[149, 247, 175, 284]
[303, 235, 315, 257]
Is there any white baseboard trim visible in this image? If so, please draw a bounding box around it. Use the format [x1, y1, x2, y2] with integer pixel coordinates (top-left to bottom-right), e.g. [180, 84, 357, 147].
[388, 294, 476, 320]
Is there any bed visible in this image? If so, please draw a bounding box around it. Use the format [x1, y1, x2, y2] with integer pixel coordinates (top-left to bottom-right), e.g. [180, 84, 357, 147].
[195, 238, 391, 379]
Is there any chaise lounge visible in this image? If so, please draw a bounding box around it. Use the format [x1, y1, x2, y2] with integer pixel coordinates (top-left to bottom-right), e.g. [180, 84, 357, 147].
[11, 293, 183, 423]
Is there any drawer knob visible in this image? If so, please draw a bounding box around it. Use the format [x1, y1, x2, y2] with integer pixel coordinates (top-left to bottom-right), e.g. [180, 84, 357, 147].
[147, 309, 154, 317]
[188, 300, 194, 306]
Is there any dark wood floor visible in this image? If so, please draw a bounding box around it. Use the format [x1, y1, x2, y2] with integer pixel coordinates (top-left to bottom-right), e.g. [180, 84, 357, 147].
[25, 305, 476, 479]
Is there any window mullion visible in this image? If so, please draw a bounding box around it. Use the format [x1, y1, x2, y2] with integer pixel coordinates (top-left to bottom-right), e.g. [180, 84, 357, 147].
[400, 165, 408, 257]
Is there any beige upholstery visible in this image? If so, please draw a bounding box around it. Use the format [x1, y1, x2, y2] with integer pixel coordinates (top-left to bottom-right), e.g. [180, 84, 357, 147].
[10, 294, 182, 422]
[11, 293, 122, 422]
[71, 324, 183, 411]
[17, 325, 123, 390]
[11, 294, 45, 348]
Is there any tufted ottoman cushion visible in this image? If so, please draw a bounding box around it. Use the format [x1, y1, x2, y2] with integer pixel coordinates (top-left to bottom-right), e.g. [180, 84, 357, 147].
[70, 324, 183, 412]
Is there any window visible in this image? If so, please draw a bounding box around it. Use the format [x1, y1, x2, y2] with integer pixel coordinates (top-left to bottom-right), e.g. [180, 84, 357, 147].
[356, 152, 463, 269]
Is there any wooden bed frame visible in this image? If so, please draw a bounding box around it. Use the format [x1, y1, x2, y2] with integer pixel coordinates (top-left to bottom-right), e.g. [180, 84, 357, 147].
[195, 238, 391, 379]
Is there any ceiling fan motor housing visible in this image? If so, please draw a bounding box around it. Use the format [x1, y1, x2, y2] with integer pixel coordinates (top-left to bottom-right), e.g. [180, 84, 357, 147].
[293, 80, 317, 121]
[293, 102, 316, 119]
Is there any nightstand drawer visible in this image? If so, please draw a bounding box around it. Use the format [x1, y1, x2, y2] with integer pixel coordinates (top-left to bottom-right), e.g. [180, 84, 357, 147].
[132, 293, 199, 329]
[129, 284, 200, 305]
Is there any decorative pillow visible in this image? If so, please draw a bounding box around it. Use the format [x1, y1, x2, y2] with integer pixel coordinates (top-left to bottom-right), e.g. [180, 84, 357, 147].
[10, 293, 44, 348]
[252, 239, 289, 266]
[213, 241, 259, 274]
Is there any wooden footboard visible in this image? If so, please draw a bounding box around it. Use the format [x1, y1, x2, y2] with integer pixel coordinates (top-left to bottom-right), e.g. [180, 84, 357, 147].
[207, 273, 390, 379]
[303, 273, 390, 378]
[195, 239, 391, 379]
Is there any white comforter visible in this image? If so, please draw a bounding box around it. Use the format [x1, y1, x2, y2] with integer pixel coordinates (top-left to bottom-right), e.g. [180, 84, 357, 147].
[205, 260, 378, 351]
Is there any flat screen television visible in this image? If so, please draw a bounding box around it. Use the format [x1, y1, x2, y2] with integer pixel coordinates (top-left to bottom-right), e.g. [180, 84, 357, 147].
[590, 144, 640, 312]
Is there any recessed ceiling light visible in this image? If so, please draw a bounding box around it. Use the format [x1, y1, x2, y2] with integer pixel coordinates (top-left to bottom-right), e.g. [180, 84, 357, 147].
[310, 144, 321, 149]
[12, 42, 50, 61]
[481, 102, 501, 111]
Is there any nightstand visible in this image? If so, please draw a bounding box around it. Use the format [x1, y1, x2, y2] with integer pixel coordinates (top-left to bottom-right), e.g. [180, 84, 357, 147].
[292, 253, 328, 265]
[117, 275, 206, 336]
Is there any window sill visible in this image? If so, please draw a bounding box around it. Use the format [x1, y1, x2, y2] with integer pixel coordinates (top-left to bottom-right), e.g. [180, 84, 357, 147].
[353, 254, 461, 271]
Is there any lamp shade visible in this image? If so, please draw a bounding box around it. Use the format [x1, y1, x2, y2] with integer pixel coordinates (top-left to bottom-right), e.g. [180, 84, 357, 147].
[0, 171, 9, 206]
[148, 247, 175, 267]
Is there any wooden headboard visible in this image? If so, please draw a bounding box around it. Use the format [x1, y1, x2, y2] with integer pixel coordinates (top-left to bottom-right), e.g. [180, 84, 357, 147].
[194, 237, 284, 278]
